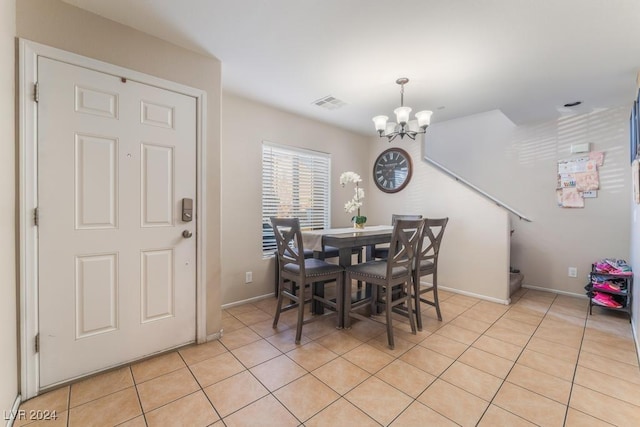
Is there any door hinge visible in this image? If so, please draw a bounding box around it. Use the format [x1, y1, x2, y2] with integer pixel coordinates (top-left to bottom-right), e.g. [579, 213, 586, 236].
[33, 207, 39, 226]
[35, 333, 39, 353]
[34, 82, 39, 103]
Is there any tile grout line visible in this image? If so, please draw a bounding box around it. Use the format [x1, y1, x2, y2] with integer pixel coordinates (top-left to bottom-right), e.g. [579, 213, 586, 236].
[63, 367, 153, 427]
[565, 309, 640, 423]
[409, 296, 519, 425]
[390, 291, 592, 425]
[485, 294, 615, 425]
[125, 365, 147, 427]
[382, 296, 495, 426]
[238, 302, 414, 425]
[221, 312, 306, 425]
[257, 293, 605, 426]
[382, 300, 478, 426]
[561, 303, 590, 427]
[66, 383, 70, 427]
[175, 349, 225, 425]
[349, 293, 517, 425]
[48, 292, 629, 427]
[477, 291, 559, 426]
[62, 296, 624, 425]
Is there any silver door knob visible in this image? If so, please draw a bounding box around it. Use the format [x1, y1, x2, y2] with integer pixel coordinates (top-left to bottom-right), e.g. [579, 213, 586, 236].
[182, 230, 193, 238]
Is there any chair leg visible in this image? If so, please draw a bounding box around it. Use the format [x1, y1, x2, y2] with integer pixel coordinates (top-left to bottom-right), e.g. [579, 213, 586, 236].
[336, 274, 344, 329]
[356, 249, 363, 289]
[274, 254, 279, 297]
[384, 285, 395, 349]
[405, 281, 416, 334]
[344, 273, 352, 329]
[295, 282, 305, 344]
[311, 282, 317, 314]
[413, 274, 423, 331]
[433, 275, 442, 321]
[273, 277, 286, 328]
[312, 282, 325, 315]
[370, 285, 377, 316]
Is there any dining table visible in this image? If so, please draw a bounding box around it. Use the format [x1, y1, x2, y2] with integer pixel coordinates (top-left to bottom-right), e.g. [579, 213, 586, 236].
[301, 225, 394, 326]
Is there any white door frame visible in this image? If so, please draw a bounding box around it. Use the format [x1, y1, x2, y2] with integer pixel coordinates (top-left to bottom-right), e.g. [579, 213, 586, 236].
[18, 39, 208, 400]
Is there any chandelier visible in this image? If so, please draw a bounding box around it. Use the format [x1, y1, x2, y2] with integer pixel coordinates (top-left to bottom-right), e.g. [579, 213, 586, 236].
[372, 78, 433, 142]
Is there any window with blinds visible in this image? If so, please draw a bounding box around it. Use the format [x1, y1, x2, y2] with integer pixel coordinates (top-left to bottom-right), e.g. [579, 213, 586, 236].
[262, 142, 331, 257]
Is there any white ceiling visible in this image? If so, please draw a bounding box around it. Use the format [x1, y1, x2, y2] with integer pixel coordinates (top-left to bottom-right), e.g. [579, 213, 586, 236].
[63, 0, 640, 136]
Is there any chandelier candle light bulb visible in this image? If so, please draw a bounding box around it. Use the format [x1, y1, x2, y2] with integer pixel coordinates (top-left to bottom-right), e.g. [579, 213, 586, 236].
[340, 171, 366, 228]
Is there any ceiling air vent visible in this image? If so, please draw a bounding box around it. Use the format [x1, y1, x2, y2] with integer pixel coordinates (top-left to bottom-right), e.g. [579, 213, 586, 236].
[312, 95, 347, 110]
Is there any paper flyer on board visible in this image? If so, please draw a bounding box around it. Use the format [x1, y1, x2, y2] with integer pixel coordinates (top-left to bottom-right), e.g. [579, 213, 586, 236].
[557, 152, 602, 208]
[575, 170, 599, 191]
[561, 187, 584, 208]
[589, 151, 604, 166]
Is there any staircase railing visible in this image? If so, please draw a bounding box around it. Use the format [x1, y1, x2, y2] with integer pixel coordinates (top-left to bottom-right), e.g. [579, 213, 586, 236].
[424, 156, 532, 222]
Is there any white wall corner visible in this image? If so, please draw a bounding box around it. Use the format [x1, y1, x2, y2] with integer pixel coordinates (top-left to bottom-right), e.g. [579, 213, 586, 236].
[521, 283, 588, 299]
[206, 330, 223, 342]
[221, 293, 274, 310]
[5, 394, 21, 427]
[439, 285, 511, 305]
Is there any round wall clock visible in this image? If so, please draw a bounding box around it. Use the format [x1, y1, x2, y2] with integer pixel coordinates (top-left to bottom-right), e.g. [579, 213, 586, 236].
[373, 148, 412, 193]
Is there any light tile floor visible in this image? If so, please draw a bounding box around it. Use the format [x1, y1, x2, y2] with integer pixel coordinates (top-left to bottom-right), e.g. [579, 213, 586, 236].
[15, 288, 640, 426]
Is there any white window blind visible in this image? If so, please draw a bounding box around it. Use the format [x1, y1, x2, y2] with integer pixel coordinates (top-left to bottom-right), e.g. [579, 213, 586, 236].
[262, 142, 331, 256]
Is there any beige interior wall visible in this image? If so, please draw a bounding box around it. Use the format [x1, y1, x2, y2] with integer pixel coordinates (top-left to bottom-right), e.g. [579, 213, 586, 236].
[1, 0, 18, 415]
[629, 79, 639, 348]
[510, 108, 630, 295]
[16, 0, 223, 335]
[630, 167, 639, 349]
[220, 92, 370, 305]
[366, 138, 511, 302]
[427, 108, 630, 296]
[220, 92, 510, 305]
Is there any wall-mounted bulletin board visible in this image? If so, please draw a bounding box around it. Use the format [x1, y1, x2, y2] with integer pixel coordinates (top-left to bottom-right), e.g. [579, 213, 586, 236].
[556, 151, 604, 208]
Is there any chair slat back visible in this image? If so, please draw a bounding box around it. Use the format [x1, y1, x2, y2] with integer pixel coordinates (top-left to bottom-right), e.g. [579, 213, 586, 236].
[270, 217, 305, 276]
[387, 218, 425, 276]
[391, 214, 423, 225]
[419, 218, 449, 265]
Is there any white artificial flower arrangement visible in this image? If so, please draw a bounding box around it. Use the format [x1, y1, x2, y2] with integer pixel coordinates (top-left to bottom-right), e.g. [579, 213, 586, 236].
[340, 171, 366, 227]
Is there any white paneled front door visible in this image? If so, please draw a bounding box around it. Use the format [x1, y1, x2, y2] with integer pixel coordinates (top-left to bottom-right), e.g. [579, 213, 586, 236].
[37, 57, 197, 388]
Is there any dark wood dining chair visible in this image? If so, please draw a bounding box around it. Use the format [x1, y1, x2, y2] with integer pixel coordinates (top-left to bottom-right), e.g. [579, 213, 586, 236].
[265, 222, 315, 296]
[270, 217, 344, 343]
[344, 218, 425, 349]
[413, 217, 449, 329]
[372, 214, 423, 259]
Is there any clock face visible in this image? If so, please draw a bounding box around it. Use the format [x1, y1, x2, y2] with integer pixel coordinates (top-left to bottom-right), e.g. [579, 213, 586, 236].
[373, 148, 412, 193]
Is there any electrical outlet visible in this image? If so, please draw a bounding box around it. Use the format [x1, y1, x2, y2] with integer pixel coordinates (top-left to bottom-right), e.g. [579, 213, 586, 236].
[568, 267, 577, 278]
[245, 271, 253, 283]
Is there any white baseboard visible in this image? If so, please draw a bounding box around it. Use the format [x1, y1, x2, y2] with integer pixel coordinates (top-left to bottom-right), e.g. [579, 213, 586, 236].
[221, 293, 274, 310]
[439, 285, 510, 305]
[522, 283, 587, 299]
[5, 394, 21, 427]
[632, 319, 640, 364]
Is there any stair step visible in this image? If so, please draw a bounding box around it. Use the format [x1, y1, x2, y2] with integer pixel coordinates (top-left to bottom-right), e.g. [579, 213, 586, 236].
[510, 272, 523, 296]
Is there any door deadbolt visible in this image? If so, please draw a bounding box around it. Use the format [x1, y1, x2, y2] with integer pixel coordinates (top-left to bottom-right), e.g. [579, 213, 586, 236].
[182, 198, 193, 222]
